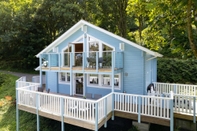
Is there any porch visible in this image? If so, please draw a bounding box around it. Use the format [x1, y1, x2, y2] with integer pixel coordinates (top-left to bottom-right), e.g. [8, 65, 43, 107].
[16, 77, 197, 131]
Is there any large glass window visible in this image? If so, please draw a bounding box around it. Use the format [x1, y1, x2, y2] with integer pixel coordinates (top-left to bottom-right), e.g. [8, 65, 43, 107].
[114, 75, 119, 87]
[87, 74, 120, 89]
[64, 46, 71, 66]
[89, 74, 99, 85]
[102, 75, 110, 86]
[88, 37, 99, 51]
[59, 72, 70, 83]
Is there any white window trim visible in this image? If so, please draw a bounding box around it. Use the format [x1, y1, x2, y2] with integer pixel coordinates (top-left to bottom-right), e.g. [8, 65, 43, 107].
[59, 72, 70, 84]
[87, 34, 115, 51]
[61, 35, 84, 67]
[87, 74, 99, 87]
[87, 74, 121, 90]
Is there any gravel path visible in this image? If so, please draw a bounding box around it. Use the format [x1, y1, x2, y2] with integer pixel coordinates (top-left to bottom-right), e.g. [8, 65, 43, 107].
[0, 70, 36, 82]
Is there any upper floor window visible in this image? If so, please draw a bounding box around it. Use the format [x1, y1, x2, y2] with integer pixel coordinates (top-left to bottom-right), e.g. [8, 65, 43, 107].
[87, 35, 114, 54]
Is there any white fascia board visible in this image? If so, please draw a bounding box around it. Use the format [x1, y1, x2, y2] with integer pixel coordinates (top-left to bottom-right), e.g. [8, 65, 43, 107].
[36, 19, 162, 58]
[35, 66, 40, 71]
[82, 20, 163, 57]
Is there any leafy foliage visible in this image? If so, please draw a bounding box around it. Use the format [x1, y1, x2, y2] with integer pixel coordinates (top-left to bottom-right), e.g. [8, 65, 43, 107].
[0, 73, 5, 86]
[0, 0, 197, 71]
[157, 58, 197, 84]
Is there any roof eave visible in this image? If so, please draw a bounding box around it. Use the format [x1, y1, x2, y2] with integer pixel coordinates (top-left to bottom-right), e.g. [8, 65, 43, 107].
[36, 20, 85, 57]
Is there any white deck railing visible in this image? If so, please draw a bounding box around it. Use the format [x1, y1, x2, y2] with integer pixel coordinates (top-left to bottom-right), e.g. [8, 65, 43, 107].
[114, 93, 172, 120]
[96, 93, 113, 122]
[64, 96, 96, 122]
[16, 76, 40, 89]
[154, 82, 197, 96]
[17, 89, 37, 108]
[16, 77, 113, 124]
[17, 77, 197, 124]
[40, 93, 61, 115]
[163, 93, 197, 117]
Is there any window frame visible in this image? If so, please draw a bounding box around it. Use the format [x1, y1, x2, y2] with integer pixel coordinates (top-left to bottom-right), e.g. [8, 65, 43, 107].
[59, 72, 70, 84]
[87, 74, 121, 90]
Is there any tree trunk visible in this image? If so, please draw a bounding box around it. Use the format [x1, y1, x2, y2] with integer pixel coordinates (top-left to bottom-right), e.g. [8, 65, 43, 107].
[116, 0, 127, 38]
[138, 15, 143, 46]
[187, 0, 197, 58]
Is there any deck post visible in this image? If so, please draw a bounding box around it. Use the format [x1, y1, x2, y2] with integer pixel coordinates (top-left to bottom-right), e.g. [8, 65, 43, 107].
[61, 97, 64, 131]
[111, 51, 115, 120]
[95, 102, 98, 131]
[111, 93, 115, 120]
[193, 97, 196, 123]
[96, 52, 98, 72]
[58, 53, 61, 71]
[82, 52, 85, 71]
[70, 52, 73, 96]
[170, 91, 174, 131]
[39, 54, 43, 87]
[104, 97, 107, 128]
[16, 81, 19, 131]
[36, 93, 40, 131]
[49, 54, 51, 70]
[138, 96, 141, 123]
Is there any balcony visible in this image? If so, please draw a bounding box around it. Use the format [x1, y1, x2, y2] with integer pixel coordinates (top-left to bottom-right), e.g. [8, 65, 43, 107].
[39, 51, 123, 73]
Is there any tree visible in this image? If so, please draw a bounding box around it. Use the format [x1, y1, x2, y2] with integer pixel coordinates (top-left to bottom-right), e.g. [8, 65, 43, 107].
[186, 0, 197, 58]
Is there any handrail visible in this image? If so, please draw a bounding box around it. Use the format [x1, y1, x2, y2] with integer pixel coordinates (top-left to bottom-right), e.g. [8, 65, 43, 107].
[95, 92, 113, 103]
[40, 51, 124, 70]
[114, 92, 172, 120]
[16, 81, 182, 124]
[154, 82, 197, 96]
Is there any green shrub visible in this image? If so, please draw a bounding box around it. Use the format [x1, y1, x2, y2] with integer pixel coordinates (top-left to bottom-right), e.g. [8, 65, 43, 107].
[128, 125, 140, 131]
[0, 73, 5, 86]
[157, 58, 197, 84]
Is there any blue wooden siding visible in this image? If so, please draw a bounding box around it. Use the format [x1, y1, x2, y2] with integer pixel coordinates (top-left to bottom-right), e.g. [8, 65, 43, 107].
[151, 58, 157, 82]
[145, 54, 152, 94]
[46, 72, 58, 93]
[43, 24, 158, 96]
[145, 54, 157, 94]
[57, 29, 84, 52]
[123, 43, 144, 95]
[50, 54, 58, 66]
[58, 84, 70, 95]
[87, 26, 122, 52]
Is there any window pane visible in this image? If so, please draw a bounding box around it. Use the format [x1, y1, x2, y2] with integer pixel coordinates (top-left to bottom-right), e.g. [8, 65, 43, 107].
[89, 42, 99, 51]
[64, 46, 71, 66]
[67, 73, 70, 82]
[60, 73, 65, 82]
[103, 44, 113, 51]
[89, 37, 99, 51]
[114, 75, 119, 86]
[102, 75, 110, 86]
[89, 74, 99, 84]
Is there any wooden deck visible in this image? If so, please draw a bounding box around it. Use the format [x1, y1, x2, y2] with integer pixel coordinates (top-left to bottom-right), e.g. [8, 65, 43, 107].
[41, 66, 120, 73]
[115, 111, 170, 126]
[17, 92, 197, 131]
[19, 102, 197, 129]
[18, 104, 112, 130]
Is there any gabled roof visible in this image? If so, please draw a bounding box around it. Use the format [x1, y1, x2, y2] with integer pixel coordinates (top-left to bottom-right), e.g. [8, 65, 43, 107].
[36, 20, 162, 57]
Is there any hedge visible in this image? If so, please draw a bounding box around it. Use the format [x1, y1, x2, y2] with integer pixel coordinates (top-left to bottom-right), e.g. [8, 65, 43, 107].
[157, 58, 197, 84]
